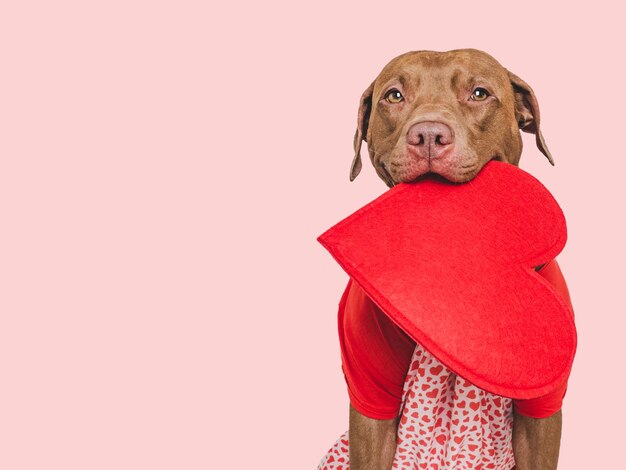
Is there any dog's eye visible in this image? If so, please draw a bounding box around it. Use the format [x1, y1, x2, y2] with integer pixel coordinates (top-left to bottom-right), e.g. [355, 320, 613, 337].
[470, 88, 490, 101]
[385, 89, 404, 103]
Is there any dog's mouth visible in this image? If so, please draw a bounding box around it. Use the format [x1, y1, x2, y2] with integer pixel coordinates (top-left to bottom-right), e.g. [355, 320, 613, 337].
[409, 172, 458, 185]
[384, 155, 500, 187]
[384, 169, 457, 188]
[383, 165, 451, 187]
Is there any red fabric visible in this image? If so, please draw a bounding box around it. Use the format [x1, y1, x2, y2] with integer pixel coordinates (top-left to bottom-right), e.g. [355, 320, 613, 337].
[339, 258, 574, 420]
[319, 160, 577, 399]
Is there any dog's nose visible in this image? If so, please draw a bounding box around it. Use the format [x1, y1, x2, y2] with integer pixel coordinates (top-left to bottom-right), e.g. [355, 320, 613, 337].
[406, 121, 454, 160]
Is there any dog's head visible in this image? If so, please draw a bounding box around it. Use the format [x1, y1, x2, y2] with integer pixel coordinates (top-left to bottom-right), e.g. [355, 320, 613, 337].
[350, 49, 553, 186]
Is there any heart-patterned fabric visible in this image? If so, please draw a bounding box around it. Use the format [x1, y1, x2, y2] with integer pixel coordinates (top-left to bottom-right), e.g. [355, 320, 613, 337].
[318, 340, 517, 469]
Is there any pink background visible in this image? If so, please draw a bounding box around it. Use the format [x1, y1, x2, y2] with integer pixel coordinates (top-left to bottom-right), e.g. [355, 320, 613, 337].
[1, 1, 623, 468]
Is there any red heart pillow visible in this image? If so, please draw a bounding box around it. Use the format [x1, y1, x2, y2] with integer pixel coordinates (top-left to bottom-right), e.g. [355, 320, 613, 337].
[318, 160, 576, 399]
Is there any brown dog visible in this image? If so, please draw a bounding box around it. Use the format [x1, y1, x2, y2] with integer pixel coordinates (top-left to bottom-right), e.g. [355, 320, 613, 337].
[346, 49, 562, 470]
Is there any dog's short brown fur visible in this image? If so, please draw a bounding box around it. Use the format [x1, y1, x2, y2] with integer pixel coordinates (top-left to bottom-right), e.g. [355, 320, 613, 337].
[347, 49, 562, 470]
[350, 48, 553, 186]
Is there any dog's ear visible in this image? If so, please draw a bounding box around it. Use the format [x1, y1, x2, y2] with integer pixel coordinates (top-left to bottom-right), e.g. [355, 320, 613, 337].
[351, 80, 376, 181]
[507, 70, 555, 166]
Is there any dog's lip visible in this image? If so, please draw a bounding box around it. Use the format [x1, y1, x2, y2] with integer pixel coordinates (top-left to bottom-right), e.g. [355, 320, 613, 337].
[407, 171, 457, 185]
[389, 155, 487, 185]
[392, 169, 474, 186]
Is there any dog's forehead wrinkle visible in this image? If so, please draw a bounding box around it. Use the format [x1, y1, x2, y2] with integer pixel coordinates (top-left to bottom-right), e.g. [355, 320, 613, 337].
[375, 68, 420, 95]
[450, 68, 462, 89]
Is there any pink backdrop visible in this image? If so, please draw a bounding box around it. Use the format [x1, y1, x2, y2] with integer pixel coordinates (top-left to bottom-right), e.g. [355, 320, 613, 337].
[1, 1, 623, 468]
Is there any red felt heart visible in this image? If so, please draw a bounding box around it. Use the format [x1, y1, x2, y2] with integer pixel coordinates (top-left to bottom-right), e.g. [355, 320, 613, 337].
[318, 160, 576, 399]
